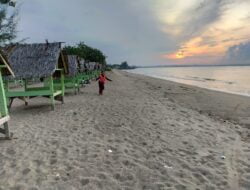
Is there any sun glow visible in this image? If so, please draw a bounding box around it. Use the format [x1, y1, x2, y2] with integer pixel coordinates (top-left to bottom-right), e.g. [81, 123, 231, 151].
[176, 52, 184, 59]
[163, 51, 185, 59]
[159, 0, 250, 62]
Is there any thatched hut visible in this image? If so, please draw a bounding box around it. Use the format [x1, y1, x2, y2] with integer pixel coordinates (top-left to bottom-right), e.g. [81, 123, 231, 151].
[78, 60, 93, 83]
[55, 54, 81, 94]
[0, 51, 14, 78]
[87, 62, 101, 78]
[78, 59, 86, 73]
[3, 42, 67, 110]
[0, 51, 14, 139]
[67, 55, 78, 77]
[88, 62, 95, 71]
[4, 42, 68, 79]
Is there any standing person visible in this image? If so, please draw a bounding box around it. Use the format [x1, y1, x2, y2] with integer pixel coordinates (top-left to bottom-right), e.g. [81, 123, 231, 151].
[96, 71, 112, 95]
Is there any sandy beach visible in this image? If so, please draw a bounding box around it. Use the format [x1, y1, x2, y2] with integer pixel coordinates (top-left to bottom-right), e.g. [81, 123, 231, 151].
[0, 70, 250, 190]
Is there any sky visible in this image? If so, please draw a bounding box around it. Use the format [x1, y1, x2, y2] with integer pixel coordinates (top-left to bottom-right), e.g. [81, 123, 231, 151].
[15, 0, 250, 66]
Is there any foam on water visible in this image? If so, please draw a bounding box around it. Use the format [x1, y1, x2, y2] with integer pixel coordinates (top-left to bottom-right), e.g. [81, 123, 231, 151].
[127, 66, 250, 97]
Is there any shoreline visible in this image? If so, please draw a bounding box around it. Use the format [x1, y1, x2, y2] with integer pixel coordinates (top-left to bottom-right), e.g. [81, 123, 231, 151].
[0, 70, 249, 189]
[126, 70, 250, 98]
[124, 70, 250, 127]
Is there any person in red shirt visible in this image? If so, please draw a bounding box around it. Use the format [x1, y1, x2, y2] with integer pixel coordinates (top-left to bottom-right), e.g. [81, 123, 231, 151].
[96, 71, 112, 95]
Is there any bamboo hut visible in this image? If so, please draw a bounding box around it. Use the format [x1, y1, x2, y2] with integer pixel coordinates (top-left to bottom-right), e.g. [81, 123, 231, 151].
[77, 59, 90, 84]
[53, 54, 81, 94]
[89, 62, 101, 78]
[66, 55, 81, 93]
[67, 55, 78, 76]
[0, 51, 14, 139]
[54, 56, 101, 92]
[4, 42, 68, 110]
[82, 62, 101, 81]
[78, 59, 86, 73]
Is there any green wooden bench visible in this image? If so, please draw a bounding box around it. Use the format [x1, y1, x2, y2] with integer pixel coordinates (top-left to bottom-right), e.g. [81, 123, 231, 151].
[5, 69, 65, 110]
[3, 42, 68, 111]
[47, 75, 80, 95]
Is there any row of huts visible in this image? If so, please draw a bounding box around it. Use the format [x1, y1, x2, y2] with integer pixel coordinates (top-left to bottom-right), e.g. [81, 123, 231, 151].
[0, 42, 103, 139]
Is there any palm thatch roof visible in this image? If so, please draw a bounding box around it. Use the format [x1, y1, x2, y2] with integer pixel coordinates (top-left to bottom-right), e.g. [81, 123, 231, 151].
[97, 63, 103, 70]
[86, 62, 101, 71]
[0, 50, 14, 77]
[3, 42, 68, 79]
[88, 62, 95, 71]
[79, 59, 86, 73]
[66, 55, 78, 76]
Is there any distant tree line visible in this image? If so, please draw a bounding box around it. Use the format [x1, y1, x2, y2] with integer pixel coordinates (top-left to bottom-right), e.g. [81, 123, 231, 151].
[108, 61, 136, 70]
[0, 0, 15, 6]
[64, 42, 107, 65]
[0, 2, 107, 67]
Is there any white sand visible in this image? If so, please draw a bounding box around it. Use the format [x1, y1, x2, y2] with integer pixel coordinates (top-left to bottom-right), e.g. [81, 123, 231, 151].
[0, 70, 249, 190]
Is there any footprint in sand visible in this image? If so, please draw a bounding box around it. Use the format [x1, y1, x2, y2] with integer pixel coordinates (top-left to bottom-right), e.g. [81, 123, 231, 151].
[28, 187, 39, 190]
[61, 147, 68, 154]
[22, 168, 31, 175]
[81, 178, 90, 186]
[50, 159, 57, 165]
[239, 178, 250, 189]
[6, 148, 16, 155]
[114, 172, 134, 183]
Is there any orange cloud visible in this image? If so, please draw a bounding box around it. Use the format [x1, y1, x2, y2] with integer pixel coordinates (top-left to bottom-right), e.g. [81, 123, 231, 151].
[161, 1, 250, 62]
[164, 51, 185, 59]
[163, 28, 250, 60]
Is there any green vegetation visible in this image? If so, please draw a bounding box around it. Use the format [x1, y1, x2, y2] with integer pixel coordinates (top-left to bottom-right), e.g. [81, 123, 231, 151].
[64, 42, 107, 65]
[109, 61, 136, 70]
[0, 0, 18, 45]
[0, 0, 11, 4]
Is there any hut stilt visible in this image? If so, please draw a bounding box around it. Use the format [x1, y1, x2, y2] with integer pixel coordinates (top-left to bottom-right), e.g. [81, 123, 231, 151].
[0, 52, 14, 139]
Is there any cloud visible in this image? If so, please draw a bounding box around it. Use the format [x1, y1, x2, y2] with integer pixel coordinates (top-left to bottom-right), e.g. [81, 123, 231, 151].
[15, 0, 250, 66]
[223, 41, 250, 65]
[180, 0, 225, 37]
[162, 0, 250, 63]
[161, 0, 228, 41]
[17, 0, 178, 65]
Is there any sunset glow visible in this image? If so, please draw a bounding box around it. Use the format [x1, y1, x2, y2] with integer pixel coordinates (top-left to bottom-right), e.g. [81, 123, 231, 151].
[17, 0, 250, 65]
[161, 0, 250, 63]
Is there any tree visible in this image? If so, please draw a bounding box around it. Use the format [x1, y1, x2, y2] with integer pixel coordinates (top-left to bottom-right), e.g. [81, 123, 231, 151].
[64, 42, 107, 65]
[120, 61, 129, 69]
[0, 0, 15, 6]
[0, 0, 18, 45]
[0, 0, 10, 4]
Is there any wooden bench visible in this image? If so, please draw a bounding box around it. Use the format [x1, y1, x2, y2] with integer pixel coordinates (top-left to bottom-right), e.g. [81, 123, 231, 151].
[5, 69, 65, 110]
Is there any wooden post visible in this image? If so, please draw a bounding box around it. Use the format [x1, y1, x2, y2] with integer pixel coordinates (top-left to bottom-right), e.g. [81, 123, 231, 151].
[4, 80, 10, 107]
[60, 52, 68, 74]
[74, 78, 77, 95]
[5, 79, 9, 91]
[24, 79, 27, 91]
[23, 79, 28, 106]
[60, 70, 65, 104]
[49, 76, 55, 110]
[76, 77, 80, 93]
[0, 72, 9, 117]
[0, 71, 11, 138]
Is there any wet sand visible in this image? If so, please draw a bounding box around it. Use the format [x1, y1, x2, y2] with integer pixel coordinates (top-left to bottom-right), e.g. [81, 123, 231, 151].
[0, 70, 249, 190]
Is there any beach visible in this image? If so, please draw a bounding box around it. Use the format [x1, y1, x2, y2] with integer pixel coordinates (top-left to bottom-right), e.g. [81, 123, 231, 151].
[0, 70, 250, 190]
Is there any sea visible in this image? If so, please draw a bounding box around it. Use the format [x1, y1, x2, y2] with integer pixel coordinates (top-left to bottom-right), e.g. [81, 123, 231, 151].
[127, 66, 250, 97]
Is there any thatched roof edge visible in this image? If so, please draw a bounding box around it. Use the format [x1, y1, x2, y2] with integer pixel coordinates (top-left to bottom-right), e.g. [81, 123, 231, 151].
[4, 42, 66, 79]
[0, 50, 15, 77]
